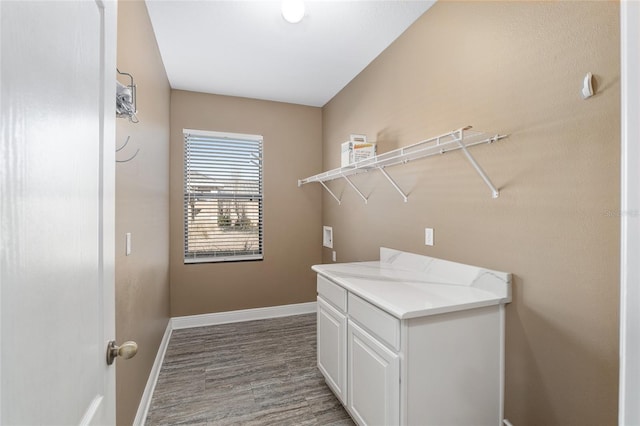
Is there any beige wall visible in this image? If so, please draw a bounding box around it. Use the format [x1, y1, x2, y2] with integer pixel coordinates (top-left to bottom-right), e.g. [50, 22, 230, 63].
[322, 2, 620, 425]
[116, 1, 171, 424]
[169, 91, 322, 316]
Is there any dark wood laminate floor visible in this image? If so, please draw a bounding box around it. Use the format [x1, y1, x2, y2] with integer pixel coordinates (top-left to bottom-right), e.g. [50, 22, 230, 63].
[145, 313, 354, 426]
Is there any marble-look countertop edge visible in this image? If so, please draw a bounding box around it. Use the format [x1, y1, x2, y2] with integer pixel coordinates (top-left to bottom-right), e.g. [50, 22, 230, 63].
[399, 298, 507, 319]
[313, 263, 508, 320]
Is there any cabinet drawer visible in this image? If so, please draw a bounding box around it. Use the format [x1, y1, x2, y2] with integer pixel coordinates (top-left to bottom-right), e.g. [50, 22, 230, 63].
[317, 275, 347, 312]
[348, 294, 400, 351]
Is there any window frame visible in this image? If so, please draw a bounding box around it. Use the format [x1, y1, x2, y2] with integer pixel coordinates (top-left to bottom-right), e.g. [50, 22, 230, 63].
[183, 128, 264, 264]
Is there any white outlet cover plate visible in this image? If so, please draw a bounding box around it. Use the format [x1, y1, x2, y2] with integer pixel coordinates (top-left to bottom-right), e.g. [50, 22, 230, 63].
[425, 228, 434, 246]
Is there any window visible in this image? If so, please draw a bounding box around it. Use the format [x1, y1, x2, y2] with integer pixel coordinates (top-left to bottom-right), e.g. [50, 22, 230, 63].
[183, 129, 263, 263]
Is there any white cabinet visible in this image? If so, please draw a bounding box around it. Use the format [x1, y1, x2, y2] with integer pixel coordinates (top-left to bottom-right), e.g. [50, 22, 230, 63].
[318, 275, 401, 426]
[348, 321, 400, 426]
[317, 297, 347, 404]
[315, 250, 510, 426]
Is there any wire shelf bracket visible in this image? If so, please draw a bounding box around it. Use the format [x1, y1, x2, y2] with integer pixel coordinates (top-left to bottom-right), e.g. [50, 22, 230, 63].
[379, 167, 408, 203]
[342, 174, 368, 204]
[451, 129, 501, 199]
[297, 126, 507, 204]
[319, 181, 341, 205]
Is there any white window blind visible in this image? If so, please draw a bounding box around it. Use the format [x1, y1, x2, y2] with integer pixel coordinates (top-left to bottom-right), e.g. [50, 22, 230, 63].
[183, 129, 263, 263]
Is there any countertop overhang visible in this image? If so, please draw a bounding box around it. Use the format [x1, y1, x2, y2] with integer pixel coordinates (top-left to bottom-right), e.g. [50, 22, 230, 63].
[313, 248, 512, 319]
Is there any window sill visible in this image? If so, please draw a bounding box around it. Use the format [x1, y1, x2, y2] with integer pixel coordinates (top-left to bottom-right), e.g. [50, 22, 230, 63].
[184, 254, 264, 264]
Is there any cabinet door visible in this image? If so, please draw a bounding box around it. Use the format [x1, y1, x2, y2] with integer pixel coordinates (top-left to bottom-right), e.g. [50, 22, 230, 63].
[348, 321, 400, 426]
[317, 297, 347, 404]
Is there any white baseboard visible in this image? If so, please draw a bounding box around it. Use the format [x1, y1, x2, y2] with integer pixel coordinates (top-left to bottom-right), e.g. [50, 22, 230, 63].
[134, 301, 317, 425]
[171, 301, 317, 330]
[133, 320, 172, 426]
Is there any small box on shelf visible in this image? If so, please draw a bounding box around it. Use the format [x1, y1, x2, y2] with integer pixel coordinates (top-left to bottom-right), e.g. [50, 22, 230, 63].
[341, 134, 376, 167]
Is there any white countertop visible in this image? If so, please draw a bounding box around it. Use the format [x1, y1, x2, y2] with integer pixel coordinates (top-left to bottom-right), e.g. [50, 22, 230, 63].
[312, 248, 511, 319]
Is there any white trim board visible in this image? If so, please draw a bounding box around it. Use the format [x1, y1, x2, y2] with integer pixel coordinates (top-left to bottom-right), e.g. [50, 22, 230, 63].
[133, 321, 172, 426]
[134, 302, 317, 425]
[620, 1, 640, 424]
[171, 301, 317, 330]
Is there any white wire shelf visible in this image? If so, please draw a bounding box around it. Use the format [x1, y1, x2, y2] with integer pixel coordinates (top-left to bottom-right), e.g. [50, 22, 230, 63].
[297, 126, 507, 204]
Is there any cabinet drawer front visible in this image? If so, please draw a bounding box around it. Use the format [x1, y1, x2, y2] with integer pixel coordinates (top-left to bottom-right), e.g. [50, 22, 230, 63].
[348, 294, 400, 351]
[317, 275, 347, 312]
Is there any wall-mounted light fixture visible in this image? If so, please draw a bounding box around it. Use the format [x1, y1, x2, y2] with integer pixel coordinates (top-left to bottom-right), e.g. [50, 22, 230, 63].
[281, 0, 305, 24]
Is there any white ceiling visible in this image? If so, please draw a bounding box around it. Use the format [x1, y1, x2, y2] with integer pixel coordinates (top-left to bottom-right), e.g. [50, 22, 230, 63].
[145, 0, 435, 107]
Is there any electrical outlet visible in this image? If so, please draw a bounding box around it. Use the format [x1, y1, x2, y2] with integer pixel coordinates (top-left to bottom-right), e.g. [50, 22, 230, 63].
[332, 251, 337, 262]
[425, 228, 434, 246]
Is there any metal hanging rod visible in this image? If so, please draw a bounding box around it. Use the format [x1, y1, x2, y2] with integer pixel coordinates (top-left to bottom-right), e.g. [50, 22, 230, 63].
[298, 126, 507, 204]
[116, 135, 140, 163]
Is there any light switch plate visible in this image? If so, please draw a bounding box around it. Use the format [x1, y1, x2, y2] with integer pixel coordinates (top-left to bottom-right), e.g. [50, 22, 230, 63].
[126, 232, 132, 256]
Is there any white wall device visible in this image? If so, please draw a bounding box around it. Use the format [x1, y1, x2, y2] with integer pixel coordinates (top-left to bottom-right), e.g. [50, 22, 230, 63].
[581, 72, 594, 99]
[425, 228, 434, 246]
[125, 232, 132, 256]
[323, 226, 333, 248]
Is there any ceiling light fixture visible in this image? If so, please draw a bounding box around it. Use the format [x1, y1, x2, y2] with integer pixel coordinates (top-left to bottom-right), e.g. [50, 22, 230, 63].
[281, 0, 305, 24]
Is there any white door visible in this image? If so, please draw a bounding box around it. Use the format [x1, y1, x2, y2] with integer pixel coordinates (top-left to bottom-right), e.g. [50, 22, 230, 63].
[620, 1, 640, 424]
[0, 0, 117, 424]
[348, 322, 400, 426]
[317, 297, 347, 404]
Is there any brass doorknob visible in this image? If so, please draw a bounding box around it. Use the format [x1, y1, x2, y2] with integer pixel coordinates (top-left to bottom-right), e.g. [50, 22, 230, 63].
[106, 340, 138, 365]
